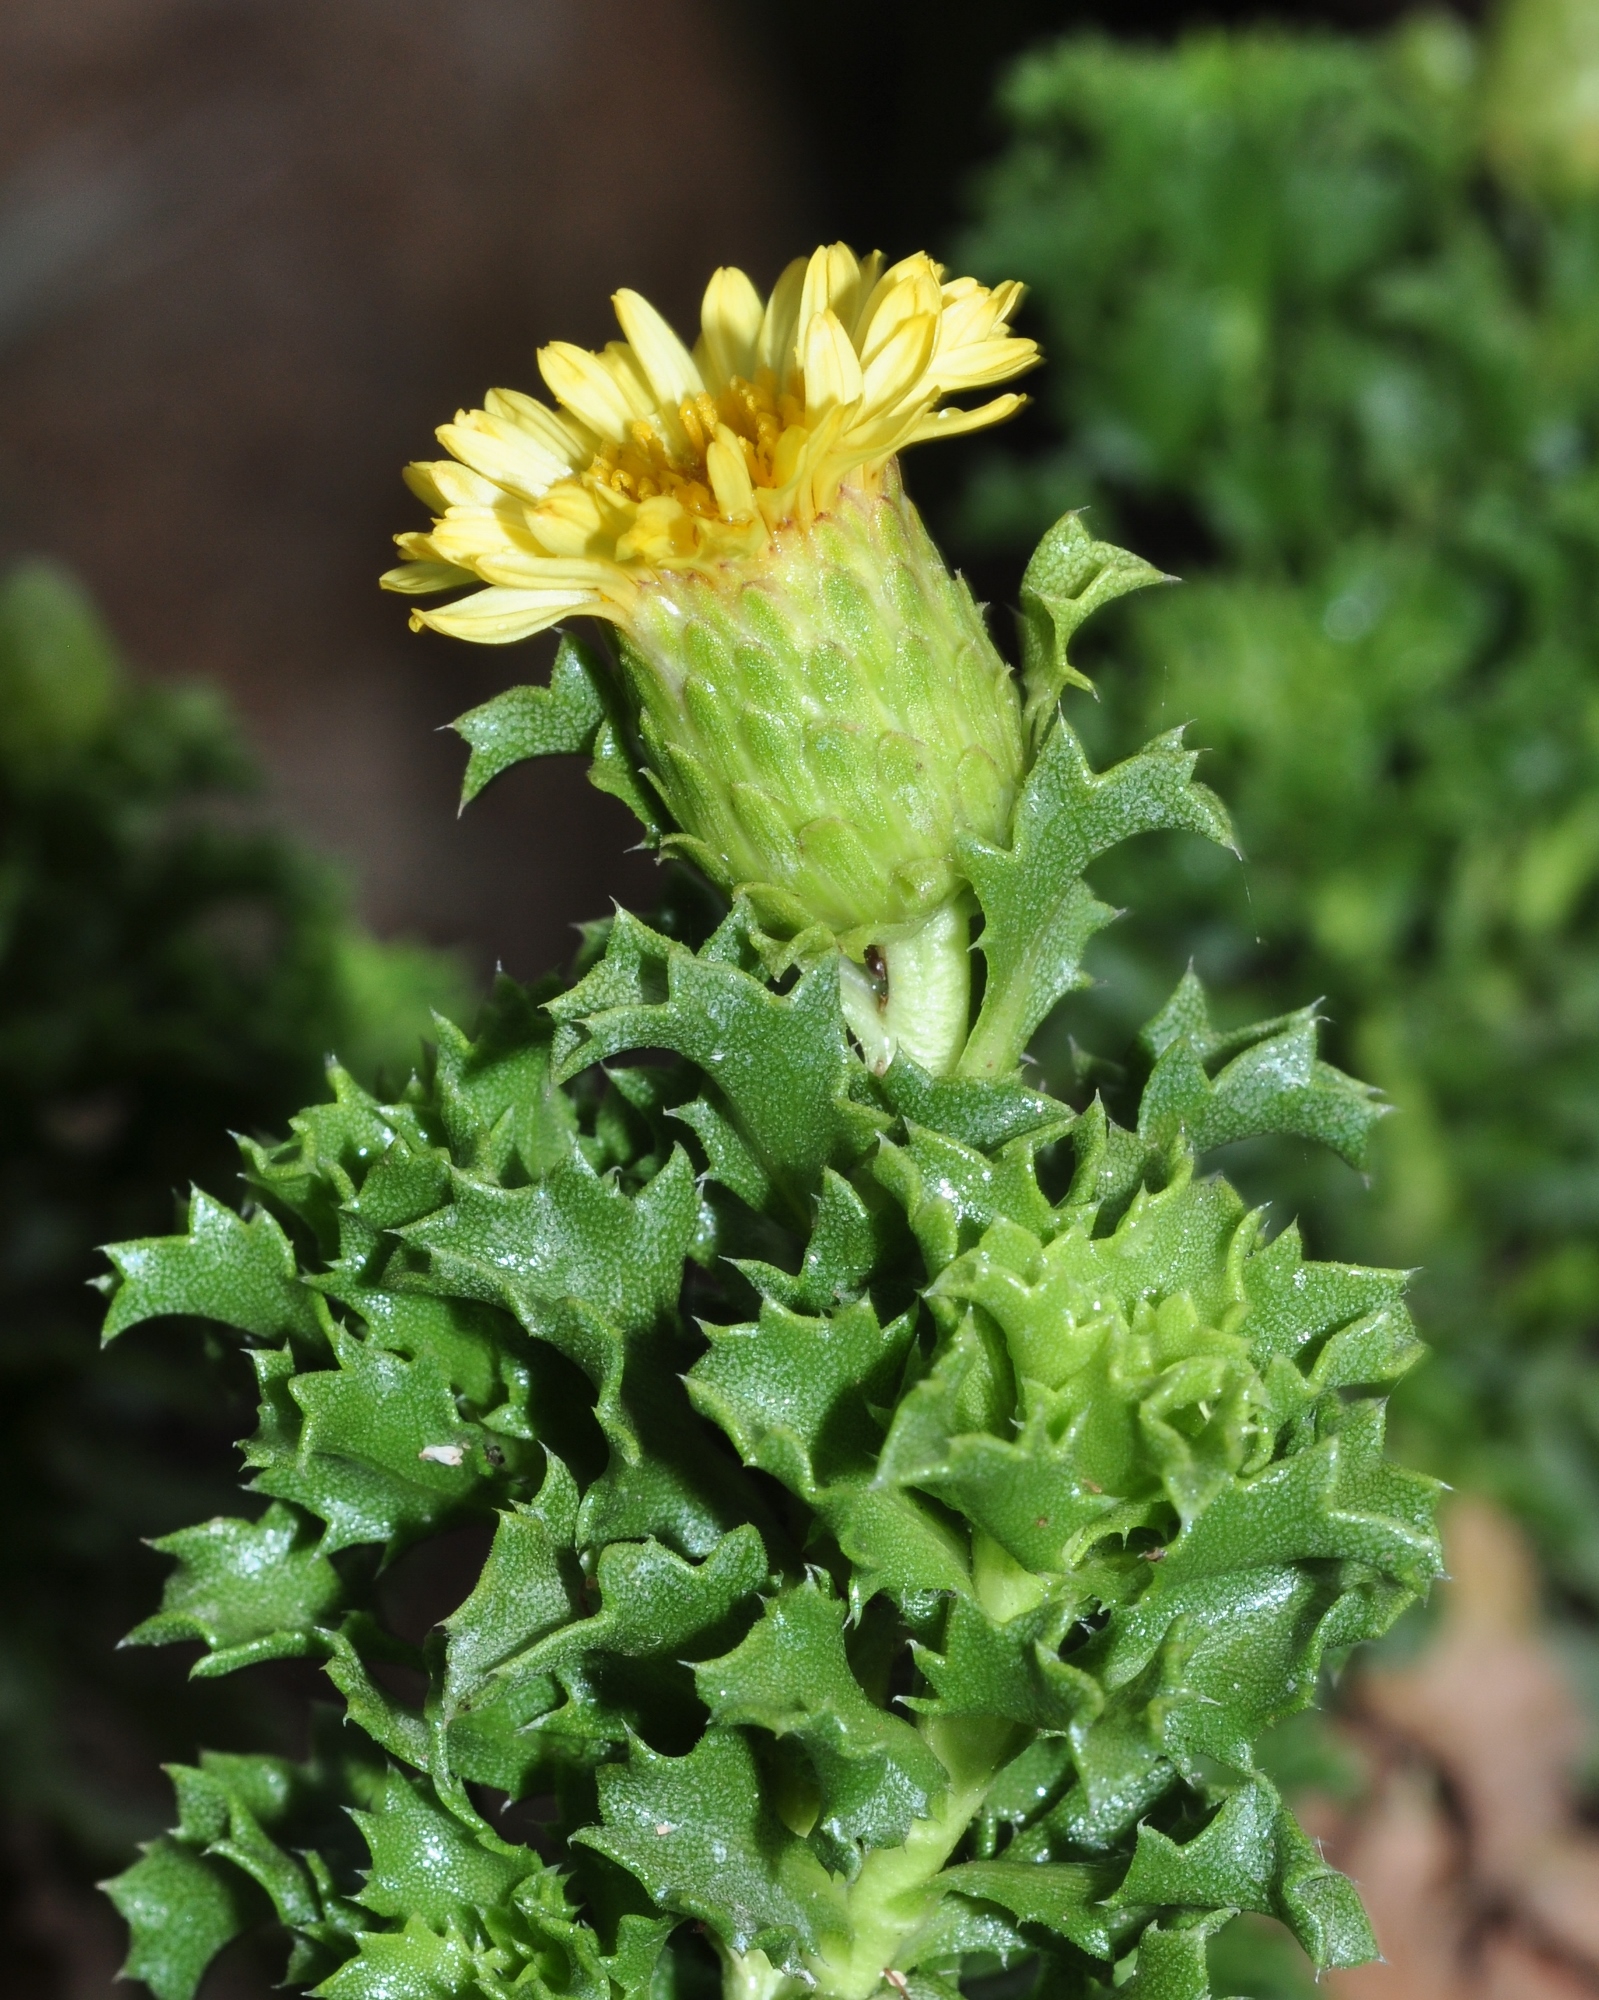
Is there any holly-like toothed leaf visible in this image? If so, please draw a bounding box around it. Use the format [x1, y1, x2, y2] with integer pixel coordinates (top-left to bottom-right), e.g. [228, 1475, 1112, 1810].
[874, 1119, 1065, 1279]
[352, 1770, 543, 1926]
[126, 1501, 343, 1676]
[957, 721, 1233, 1080]
[732, 1167, 882, 1311]
[102, 1838, 264, 2000]
[323, 1626, 433, 1772]
[241, 1067, 420, 1252]
[1018, 510, 1173, 729]
[575, 1727, 834, 1969]
[875, 1055, 1070, 1151]
[1136, 971, 1387, 1169]
[940, 1859, 1137, 1961]
[442, 1459, 579, 1703]
[687, 1297, 970, 1608]
[1233, 1219, 1411, 1365]
[1150, 1399, 1443, 1595]
[315, 1917, 480, 2000]
[1116, 1911, 1233, 2000]
[574, 1332, 774, 1559]
[100, 1190, 326, 1346]
[452, 632, 608, 807]
[688, 1298, 916, 1495]
[695, 1577, 947, 1862]
[312, 1283, 533, 1426]
[547, 911, 884, 1220]
[431, 971, 576, 1181]
[1115, 1777, 1376, 1970]
[500, 1525, 766, 1679]
[245, 1323, 531, 1555]
[104, 1739, 388, 2000]
[399, 1145, 699, 1342]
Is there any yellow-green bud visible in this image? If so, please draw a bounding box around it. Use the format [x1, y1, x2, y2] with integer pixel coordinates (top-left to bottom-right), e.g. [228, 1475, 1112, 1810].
[617, 471, 1026, 961]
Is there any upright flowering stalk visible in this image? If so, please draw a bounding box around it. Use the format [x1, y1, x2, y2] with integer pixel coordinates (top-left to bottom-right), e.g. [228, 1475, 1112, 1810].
[384, 247, 1038, 1073]
[101, 246, 1438, 2000]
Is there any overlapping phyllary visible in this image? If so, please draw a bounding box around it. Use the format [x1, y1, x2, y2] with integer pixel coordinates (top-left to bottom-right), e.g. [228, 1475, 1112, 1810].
[99, 247, 1440, 2000]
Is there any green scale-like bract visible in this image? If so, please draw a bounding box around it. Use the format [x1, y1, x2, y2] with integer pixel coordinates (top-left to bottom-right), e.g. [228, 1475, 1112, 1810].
[621, 474, 1025, 953]
[98, 512, 1438, 2000]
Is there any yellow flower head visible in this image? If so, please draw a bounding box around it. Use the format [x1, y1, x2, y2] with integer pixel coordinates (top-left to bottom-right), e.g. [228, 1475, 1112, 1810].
[382, 243, 1037, 643]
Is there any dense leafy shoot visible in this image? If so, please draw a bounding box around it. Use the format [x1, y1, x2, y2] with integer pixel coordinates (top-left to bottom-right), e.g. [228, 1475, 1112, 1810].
[102, 560, 1438, 1998]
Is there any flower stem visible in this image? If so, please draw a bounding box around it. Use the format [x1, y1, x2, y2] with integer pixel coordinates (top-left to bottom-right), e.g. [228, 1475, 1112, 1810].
[800, 1715, 1018, 2000]
[839, 904, 972, 1079]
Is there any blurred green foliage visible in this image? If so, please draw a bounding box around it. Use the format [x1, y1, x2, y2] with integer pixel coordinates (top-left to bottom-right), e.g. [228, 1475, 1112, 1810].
[956, 9, 1599, 1603]
[0, 559, 466, 1881]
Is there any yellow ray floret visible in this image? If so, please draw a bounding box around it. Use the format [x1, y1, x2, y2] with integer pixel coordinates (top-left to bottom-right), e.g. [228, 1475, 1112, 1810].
[383, 244, 1038, 645]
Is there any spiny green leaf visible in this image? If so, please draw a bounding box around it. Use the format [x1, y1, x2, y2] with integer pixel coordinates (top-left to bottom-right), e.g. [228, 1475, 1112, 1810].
[1136, 976, 1387, 1169]
[315, 1916, 480, 2000]
[431, 972, 576, 1181]
[549, 912, 883, 1219]
[911, 1594, 1098, 1734]
[576, 1728, 834, 1968]
[1153, 1400, 1443, 1592]
[875, 1056, 1068, 1151]
[247, 1326, 525, 1554]
[696, 1577, 946, 1859]
[452, 634, 608, 807]
[688, 1298, 916, 1495]
[958, 721, 1233, 1079]
[503, 1526, 766, 1678]
[443, 1460, 579, 1706]
[940, 1859, 1133, 1960]
[352, 1771, 542, 1925]
[127, 1502, 343, 1676]
[400, 1146, 699, 1340]
[1118, 1912, 1232, 2000]
[875, 1119, 1065, 1279]
[101, 1191, 324, 1345]
[102, 1838, 263, 2000]
[1018, 511, 1172, 726]
[732, 1168, 882, 1311]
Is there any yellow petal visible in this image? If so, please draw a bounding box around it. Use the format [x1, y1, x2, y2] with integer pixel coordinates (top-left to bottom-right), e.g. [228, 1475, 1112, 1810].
[757, 256, 808, 384]
[429, 508, 535, 567]
[801, 309, 864, 416]
[524, 483, 616, 559]
[927, 335, 1041, 394]
[430, 459, 506, 509]
[858, 256, 943, 361]
[859, 311, 938, 420]
[485, 386, 596, 460]
[697, 265, 765, 387]
[403, 461, 450, 512]
[706, 423, 757, 521]
[475, 549, 624, 589]
[415, 586, 596, 644]
[904, 391, 1029, 444]
[438, 411, 570, 502]
[799, 243, 863, 350]
[380, 559, 476, 595]
[843, 250, 886, 340]
[538, 341, 639, 441]
[613, 287, 704, 408]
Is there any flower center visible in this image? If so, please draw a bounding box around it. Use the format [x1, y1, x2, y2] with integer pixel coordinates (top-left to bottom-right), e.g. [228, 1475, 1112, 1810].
[586, 371, 806, 521]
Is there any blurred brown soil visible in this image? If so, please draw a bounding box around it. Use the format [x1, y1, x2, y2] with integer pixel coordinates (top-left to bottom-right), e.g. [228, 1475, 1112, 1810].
[1315, 1498, 1599, 1999]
